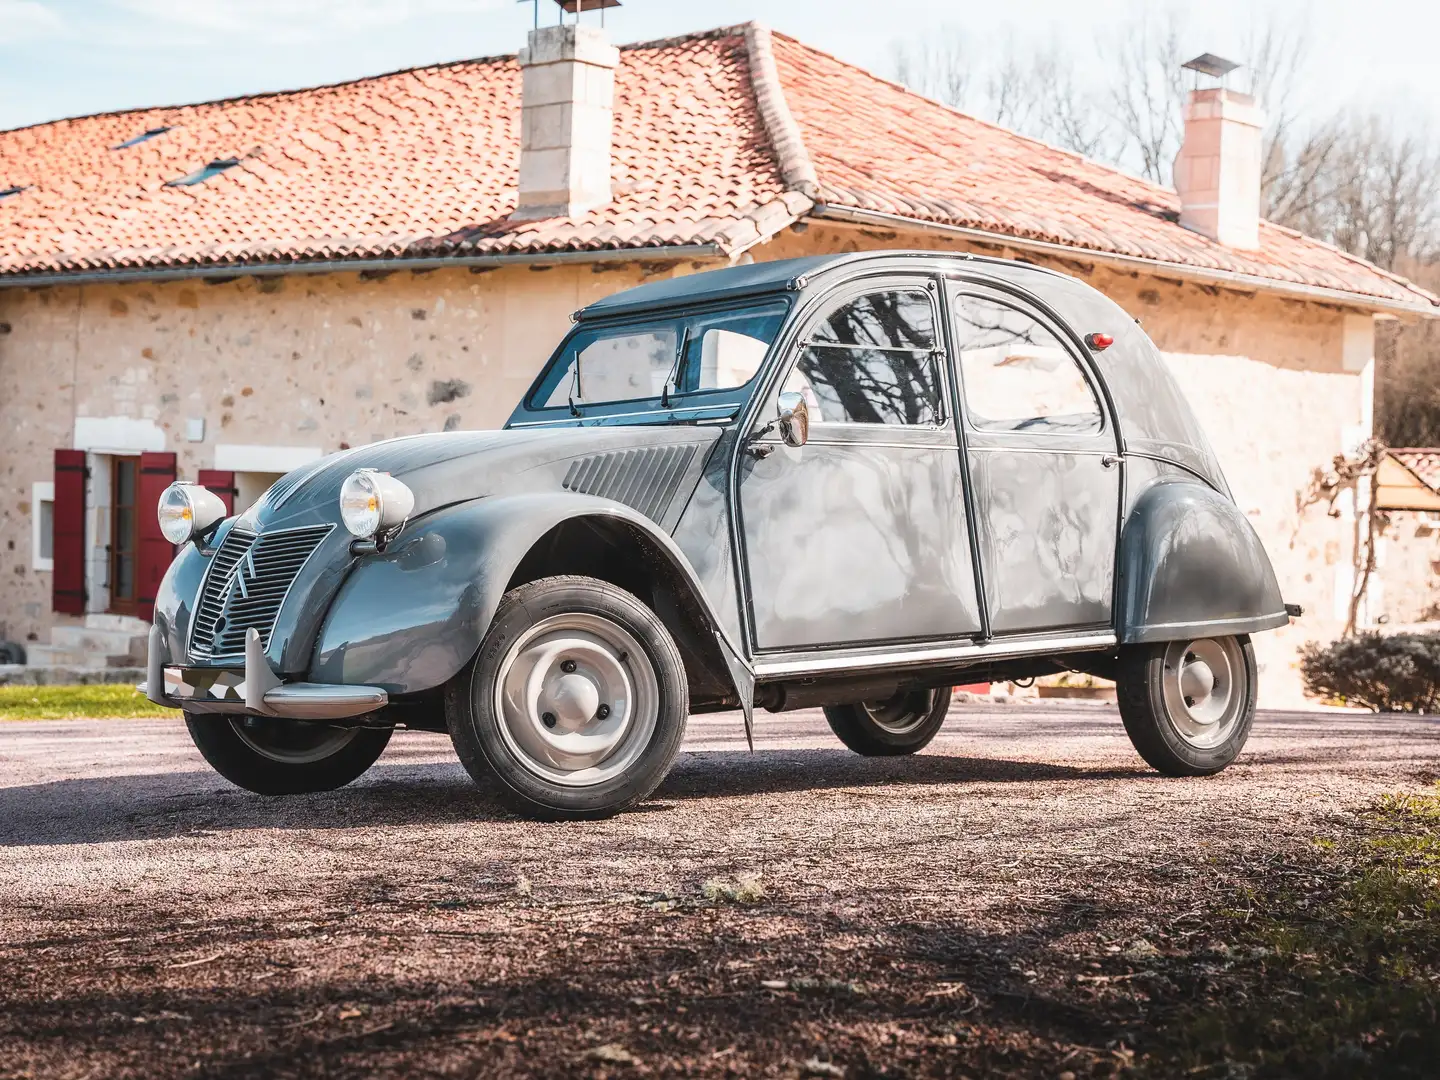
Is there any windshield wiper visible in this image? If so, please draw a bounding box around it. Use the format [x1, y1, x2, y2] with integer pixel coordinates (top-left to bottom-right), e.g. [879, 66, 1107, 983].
[567, 357, 583, 417]
[660, 327, 688, 409]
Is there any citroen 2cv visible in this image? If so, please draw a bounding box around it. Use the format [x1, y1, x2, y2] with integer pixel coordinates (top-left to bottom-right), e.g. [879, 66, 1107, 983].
[144, 252, 1295, 819]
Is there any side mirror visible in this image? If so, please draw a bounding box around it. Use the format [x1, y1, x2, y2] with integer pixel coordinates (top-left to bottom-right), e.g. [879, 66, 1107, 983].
[776, 391, 810, 448]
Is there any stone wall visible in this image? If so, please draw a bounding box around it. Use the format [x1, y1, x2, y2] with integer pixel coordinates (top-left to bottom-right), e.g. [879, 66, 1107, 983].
[0, 259, 713, 646]
[1375, 513, 1440, 625]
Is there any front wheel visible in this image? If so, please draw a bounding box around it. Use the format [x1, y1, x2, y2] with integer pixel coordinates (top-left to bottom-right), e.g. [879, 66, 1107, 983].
[444, 576, 689, 821]
[185, 714, 392, 795]
[823, 688, 951, 756]
[1116, 635, 1257, 776]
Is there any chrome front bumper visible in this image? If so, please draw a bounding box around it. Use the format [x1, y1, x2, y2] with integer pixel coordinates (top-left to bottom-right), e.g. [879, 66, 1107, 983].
[141, 626, 387, 721]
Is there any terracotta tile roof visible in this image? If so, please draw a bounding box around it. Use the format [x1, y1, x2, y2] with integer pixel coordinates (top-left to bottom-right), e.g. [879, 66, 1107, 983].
[0, 23, 1433, 312]
[1389, 449, 1440, 493]
[766, 34, 1435, 311]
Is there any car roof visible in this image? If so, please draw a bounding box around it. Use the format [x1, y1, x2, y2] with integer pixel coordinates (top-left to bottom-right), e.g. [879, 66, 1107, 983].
[574, 250, 1061, 321]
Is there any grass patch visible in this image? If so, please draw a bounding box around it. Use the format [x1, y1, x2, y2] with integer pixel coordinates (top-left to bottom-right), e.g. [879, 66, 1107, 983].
[0, 684, 176, 720]
[701, 872, 766, 905]
[1148, 785, 1440, 1078]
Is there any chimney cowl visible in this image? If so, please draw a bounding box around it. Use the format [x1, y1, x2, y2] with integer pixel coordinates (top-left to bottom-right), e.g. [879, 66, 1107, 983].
[1173, 86, 1266, 251]
[513, 23, 620, 221]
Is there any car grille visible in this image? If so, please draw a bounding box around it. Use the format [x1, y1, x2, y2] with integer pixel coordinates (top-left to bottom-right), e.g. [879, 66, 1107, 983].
[189, 524, 333, 660]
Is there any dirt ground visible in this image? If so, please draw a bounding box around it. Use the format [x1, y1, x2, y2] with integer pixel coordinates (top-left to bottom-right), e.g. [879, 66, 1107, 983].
[0, 700, 1436, 1079]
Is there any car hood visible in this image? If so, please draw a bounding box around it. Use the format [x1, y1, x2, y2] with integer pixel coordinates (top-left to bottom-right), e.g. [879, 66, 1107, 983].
[240, 425, 724, 532]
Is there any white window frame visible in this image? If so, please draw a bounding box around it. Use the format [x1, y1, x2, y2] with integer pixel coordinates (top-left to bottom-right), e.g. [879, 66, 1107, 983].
[31, 480, 54, 572]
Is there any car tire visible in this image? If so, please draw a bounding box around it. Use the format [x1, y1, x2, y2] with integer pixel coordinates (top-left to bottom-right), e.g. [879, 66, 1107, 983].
[185, 714, 392, 795]
[823, 687, 950, 756]
[1116, 635, 1257, 776]
[444, 575, 689, 821]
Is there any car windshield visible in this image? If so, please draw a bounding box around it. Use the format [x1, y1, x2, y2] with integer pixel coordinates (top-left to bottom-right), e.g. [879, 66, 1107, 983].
[530, 301, 789, 413]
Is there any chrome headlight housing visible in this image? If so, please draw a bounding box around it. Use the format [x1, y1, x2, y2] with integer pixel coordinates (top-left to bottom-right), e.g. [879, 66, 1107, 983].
[157, 482, 228, 545]
[339, 469, 415, 539]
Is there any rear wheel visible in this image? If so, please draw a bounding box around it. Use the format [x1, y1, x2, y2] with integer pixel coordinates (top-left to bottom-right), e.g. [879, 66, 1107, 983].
[185, 714, 392, 795]
[445, 576, 689, 821]
[1116, 635, 1256, 776]
[823, 687, 950, 756]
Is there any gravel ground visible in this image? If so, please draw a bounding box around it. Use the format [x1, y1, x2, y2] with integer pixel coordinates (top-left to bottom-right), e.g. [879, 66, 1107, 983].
[0, 700, 1436, 1078]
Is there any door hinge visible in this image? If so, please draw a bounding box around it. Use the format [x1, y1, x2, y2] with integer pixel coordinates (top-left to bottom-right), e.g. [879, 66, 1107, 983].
[1100, 454, 1122, 469]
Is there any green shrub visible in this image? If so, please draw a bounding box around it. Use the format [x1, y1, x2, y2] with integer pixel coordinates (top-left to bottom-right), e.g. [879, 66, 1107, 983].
[1300, 632, 1440, 713]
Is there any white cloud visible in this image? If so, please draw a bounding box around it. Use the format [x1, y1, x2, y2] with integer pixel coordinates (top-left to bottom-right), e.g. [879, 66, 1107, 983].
[1, 0, 66, 40]
[108, 0, 507, 45]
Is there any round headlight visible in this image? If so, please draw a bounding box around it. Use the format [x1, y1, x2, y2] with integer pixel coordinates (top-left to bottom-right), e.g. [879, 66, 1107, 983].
[157, 482, 227, 545]
[339, 469, 415, 539]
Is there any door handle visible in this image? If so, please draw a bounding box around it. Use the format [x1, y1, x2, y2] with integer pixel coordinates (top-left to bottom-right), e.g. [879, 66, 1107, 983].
[1100, 454, 1121, 469]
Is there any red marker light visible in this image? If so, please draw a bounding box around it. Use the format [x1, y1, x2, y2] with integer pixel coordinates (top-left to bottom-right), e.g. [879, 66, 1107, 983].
[1085, 332, 1114, 351]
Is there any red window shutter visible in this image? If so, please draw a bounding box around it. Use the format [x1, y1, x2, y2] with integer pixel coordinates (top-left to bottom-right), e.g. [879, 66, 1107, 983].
[197, 469, 237, 514]
[52, 449, 88, 616]
[136, 452, 177, 623]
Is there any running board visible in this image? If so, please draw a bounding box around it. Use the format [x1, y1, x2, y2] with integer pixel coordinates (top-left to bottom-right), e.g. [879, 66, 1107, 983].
[751, 632, 1118, 681]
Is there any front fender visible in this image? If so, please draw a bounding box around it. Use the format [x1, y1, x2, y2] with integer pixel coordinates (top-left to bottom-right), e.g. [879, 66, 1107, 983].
[1118, 481, 1288, 644]
[308, 493, 737, 695]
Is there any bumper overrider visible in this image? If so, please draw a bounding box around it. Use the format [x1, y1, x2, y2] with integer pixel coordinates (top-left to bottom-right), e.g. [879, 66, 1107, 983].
[141, 625, 388, 722]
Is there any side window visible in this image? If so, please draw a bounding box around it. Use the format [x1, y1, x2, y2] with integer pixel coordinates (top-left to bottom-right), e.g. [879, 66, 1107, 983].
[787, 288, 943, 425]
[952, 295, 1102, 435]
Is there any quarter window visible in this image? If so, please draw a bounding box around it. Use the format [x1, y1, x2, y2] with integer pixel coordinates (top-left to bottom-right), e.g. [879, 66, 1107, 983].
[788, 288, 943, 425]
[952, 296, 1102, 434]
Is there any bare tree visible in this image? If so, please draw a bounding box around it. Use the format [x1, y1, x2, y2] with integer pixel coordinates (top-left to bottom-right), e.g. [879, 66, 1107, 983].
[889, 26, 969, 110]
[1104, 10, 1188, 184]
[891, 30, 1111, 159]
[1280, 119, 1440, 269]
[1036, 50, 1112, 159]
[984, 42, 1038, 132]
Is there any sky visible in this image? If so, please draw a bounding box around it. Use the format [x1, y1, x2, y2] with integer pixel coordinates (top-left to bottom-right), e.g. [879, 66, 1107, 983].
[2, 0, 1438, 135]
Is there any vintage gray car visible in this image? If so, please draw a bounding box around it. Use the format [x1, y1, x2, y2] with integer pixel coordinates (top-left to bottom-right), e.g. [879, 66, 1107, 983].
[144, 251, 1295, 819]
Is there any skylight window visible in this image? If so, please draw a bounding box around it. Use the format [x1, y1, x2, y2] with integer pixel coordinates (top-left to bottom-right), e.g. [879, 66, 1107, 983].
[0, 185, 26, 199]
[165, 158, 240, 187]
[112, 126, 172, 150]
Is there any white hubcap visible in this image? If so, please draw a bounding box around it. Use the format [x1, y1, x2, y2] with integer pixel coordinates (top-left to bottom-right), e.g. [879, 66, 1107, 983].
[1162, 637, 1245, 749]
[494, 612, 658, 788]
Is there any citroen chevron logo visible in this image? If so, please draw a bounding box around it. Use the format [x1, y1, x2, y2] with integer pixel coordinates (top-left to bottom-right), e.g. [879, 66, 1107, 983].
[228, 546, 257, 603]
[216, 547, 258, 640]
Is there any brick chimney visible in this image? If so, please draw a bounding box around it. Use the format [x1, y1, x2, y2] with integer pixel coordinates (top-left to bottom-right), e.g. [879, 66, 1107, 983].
[513, 23, 619, 220]
[1173, 87, 1266, 250]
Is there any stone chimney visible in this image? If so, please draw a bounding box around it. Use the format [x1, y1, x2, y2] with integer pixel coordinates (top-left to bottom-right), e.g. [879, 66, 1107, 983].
[513, 23, 619, 220]
[1173, 87, 1266, 250]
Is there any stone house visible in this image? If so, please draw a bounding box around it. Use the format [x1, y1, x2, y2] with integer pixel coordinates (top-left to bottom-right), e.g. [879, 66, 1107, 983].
[1, 20, 1435, 701]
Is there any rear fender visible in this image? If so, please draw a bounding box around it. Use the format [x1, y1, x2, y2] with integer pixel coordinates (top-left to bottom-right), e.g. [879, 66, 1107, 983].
[1118, 481, 1288, 644]
[309, 493, 743, 698]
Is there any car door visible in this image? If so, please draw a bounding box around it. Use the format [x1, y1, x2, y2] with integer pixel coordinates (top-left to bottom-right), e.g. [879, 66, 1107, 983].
[948, 284, 1121, 635]
[737, 277, 984, 652]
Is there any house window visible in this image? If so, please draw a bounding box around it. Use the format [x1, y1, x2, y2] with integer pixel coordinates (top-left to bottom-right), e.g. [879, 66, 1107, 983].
[32, 480, 54, 572]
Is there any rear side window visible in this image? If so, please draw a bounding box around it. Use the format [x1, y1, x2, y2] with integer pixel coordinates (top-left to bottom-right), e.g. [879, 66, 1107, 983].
[952, 295, 1102, 435]
[788, 288, 943, 426]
